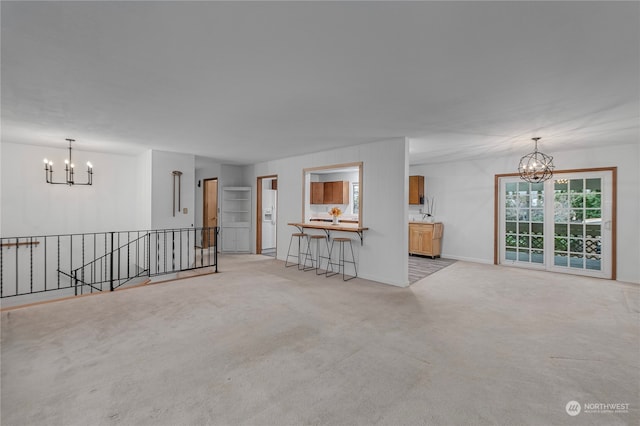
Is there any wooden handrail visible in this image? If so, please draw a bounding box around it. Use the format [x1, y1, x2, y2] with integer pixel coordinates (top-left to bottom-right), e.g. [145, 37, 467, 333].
[0, 241, 40, 248]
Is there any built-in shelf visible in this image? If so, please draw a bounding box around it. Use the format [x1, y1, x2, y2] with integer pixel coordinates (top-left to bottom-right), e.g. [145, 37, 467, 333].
[221, 187, 251, 252]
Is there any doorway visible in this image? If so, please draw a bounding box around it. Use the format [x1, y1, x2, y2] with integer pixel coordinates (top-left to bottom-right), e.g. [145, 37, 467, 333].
[256, 175, 278, 256]
[203, 178, 218, 249]
[496, 168, 616, 279]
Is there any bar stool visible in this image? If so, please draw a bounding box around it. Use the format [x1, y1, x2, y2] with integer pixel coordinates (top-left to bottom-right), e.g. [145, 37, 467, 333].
[305, 234, 331, 274]
[285, 232, 312, 270]
[326, 237, 358, 281]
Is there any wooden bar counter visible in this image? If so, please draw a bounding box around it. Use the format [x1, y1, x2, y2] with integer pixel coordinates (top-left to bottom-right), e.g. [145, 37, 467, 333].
[288, 222, 369, 245]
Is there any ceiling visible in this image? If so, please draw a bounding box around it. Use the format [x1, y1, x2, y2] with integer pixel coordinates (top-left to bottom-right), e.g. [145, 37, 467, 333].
[2, 1, 638, 165]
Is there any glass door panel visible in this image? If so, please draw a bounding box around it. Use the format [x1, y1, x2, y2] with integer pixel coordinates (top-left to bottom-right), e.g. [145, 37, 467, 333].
[549, 174, 608, 276]
[502, 180, 545, 266]
[499, 170, 612, 279]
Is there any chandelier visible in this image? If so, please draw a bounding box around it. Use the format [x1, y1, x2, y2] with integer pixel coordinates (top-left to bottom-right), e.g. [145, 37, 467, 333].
[518, 137, 554, 183]
[43, 139, 93, 185]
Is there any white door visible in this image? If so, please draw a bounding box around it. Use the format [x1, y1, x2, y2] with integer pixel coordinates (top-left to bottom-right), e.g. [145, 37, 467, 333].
[498, 171, 613, 279]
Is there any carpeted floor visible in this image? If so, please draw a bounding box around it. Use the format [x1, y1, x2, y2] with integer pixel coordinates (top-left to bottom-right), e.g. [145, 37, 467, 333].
[2, 255, 638, 425]
[408, 255, 457, 283]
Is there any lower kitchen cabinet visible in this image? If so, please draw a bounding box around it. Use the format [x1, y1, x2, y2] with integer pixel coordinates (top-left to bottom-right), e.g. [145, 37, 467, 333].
[409, 222, 443, 258]
[221, 227, 250, 252]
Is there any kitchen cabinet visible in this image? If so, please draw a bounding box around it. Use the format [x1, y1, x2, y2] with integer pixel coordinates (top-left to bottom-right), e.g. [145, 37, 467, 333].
[311, 182, 324, 204]
[409, 222, 443, 257]
[409, 175, 424, 205]
[310, 181, 350, 204]
[221, 227, 250, 252]
[221, 187, 251, 252]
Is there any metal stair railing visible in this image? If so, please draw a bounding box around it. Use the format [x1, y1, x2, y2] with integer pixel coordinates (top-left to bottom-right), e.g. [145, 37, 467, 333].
[1, 227, 219, 300]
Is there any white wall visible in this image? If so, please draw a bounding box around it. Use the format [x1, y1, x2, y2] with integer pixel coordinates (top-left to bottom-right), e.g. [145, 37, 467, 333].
[150, 150, 195, 230]
[136, 150, 153, 230]
[249, 138, 410, 287]
[1, 142, 140, 236]
[410, 143, 640, 284]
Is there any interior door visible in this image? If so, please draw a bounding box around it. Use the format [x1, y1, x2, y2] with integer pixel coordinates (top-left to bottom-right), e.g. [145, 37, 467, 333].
[203, 178, 218, 249]
[498, 170, 614, 279]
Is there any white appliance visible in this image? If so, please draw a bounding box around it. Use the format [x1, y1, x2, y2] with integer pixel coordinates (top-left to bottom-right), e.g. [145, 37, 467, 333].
[262, 189, 277, 249]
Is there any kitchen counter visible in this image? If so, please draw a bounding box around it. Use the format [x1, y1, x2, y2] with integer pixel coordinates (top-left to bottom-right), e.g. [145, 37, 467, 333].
[288, 222, 369, 245]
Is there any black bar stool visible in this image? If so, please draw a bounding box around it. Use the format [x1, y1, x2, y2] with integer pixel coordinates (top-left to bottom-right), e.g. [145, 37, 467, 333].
[305, 234, 331, 274]
[326, 237, 357, 281]
[285, 232, 312, 270]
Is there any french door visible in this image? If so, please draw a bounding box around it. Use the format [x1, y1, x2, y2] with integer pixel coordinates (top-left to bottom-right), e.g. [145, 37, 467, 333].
[497, 170, 614, 279]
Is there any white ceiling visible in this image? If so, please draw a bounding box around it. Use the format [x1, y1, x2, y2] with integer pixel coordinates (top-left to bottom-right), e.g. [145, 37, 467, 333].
[2, 1, 638, 165]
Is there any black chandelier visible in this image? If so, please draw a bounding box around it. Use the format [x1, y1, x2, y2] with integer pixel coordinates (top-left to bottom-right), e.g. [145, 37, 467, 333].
[518, 137, 554, 183]
[43, 139, 93, 185]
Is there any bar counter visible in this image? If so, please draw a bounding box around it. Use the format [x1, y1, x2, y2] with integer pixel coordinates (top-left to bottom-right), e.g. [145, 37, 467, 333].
[288, 222, 369, 245]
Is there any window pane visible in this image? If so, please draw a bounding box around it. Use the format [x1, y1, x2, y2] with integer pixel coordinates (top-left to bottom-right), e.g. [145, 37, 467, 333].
[554, 193, 569, 209]
[518, 236, 530, 248]
[586, 256, 601, 271]
[571, 195, 584, 208]
[531, 250, 544, 264]
[555, 237, 568, 251]
[585, 225, 600, 238]
[570, 238, 583, 253]
[570, 210, 583, 222]
[518, 182, 530, 193]
[555, 224, 568, 237]
[518, 249, 530, 262]
[554, 252, 568, 266]
[506, 209, 517, 220]
[518, 209, 529, 221]
[531, 209, 544, 222]
[585, 209, 601, 220]
[585, 239, 600, 255]
[570, 179, 583, 193]
[569, 254, 584, 268]
[555, 209, 569, 223]
[505, 247, 517, 260]
[585, 178, 601, 193]
[505, 235, 517, 247]
[585, 193, 601, 208]
[531, 223, 543, 235]
[506, 221, 517, 234]
[506, 182, 517, 194]
[570, 224, 584, 238]
[518, 195, 530, 208]
[518, 223, 529, 235]
[531, 236, 544, 249]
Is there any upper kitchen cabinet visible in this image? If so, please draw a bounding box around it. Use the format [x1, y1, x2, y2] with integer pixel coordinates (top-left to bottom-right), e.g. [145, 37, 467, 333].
[409, 175, 424, 205]
[311, 181, 350, 204]
[311, 182, 324, 204]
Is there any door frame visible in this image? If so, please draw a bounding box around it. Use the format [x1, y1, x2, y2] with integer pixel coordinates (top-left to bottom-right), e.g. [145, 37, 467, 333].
[202, 177, 218, 249]
[494, 167, 617, 279]
[256, 175, 278, 255]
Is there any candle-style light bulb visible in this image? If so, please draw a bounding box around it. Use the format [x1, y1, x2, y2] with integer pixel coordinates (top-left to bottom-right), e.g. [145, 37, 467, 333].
[70, 163, 75, 168]
[86, 161, 92, 169]
[49, 161, 53, 166]
[43, 158, 48, 164]
[64, 159, 69, 165]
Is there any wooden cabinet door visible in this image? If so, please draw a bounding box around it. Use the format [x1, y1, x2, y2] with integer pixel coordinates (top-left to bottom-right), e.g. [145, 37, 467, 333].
[409, 175, 424, 205]
[338, 181, 349, 204]
[409, 226, 422, 253]
[311, 182, 324, 204]
[323, 182, 335, 204]
[420, 227, 434, 254]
